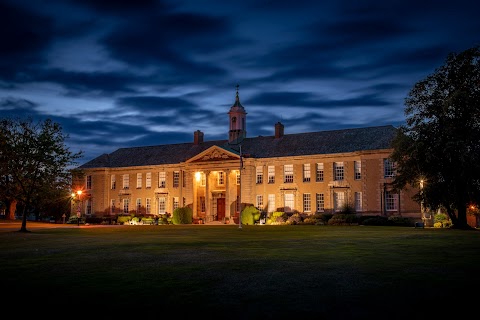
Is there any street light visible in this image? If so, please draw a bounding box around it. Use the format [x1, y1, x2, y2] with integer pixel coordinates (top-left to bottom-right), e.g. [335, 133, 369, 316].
[76, 190, 82, 226]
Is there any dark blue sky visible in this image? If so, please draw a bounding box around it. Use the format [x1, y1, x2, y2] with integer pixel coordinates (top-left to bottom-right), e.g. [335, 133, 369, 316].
[1, 0, 479, 165]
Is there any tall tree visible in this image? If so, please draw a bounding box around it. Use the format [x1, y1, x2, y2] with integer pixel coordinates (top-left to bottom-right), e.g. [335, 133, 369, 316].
[390, 45, 480, 229]
[0, 117, 83, 232]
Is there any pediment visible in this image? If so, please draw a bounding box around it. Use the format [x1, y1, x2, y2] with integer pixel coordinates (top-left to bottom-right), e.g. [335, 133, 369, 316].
[186, 146, 239, 163]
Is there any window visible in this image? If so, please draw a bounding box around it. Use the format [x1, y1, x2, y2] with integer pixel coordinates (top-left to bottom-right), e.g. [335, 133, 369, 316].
[316, 163, 324, 182]
[200, 196, 206, 213]
[385, 191, 398, 211]
[303, 164, 311, 182]
[173, 171, 180, 188]
[303, 193, 311, 212]
[158, 197, 166, 214]
[146, 172, 151, 188]
[256, 166, 263, 184]
[110, 199, 115, 214]
[236, 171, 240, 185]
[137, 173, 142, 189]
[173, 197, 179, 210]
[123, 199, 130, 214]
[268, 194, 275, 213]
[123, 174, 129, 189]
[334, 162, 344, 181]
[384, 159, 395, 178]
[284, 164, 293, 183]
[354, 161, 361, 180]
[217, 171, 224, 185]
[316, 193, 324, 212]
[284, 193, 294, 212]
[86, 175, 92, 189]
[158, 172, 166, 188]
[146, 198, 151, 214]
[355, 192, 362, 211]
[334, 192, 345, 212]
[182, 171, 186, 188]
[201, 172, 206, 186]
[111, 175, 116, 190]
[86, 199, 92, 215]
[268, 166, 275, 184]
[136, 198, 142, 214]
[256, 195, 263, 209]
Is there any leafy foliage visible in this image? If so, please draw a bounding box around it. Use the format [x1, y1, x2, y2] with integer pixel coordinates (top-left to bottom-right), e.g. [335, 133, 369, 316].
[0, 117, 83, 231]
[172, 206, 193, 224]
[390, 45, 480, 229]
[240, 205, 259, 225]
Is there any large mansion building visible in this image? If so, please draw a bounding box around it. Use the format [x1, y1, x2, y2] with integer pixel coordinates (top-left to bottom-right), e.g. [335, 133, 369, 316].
[74, 88, 421, 223]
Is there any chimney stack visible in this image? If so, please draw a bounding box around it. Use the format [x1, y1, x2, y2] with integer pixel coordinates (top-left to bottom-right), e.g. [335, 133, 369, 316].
[194, 130, 204, 145]
[275, 122, 284, 139]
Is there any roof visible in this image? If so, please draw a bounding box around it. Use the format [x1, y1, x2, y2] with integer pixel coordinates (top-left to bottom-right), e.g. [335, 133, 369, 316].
[78, 125, 397, 169]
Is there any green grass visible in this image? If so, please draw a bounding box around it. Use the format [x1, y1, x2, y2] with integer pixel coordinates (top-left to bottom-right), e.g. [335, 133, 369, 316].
[1, 223, 479, 319]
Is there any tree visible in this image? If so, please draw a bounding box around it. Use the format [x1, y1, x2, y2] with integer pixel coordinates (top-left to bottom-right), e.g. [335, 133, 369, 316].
[0, 117, 83, 232]
[390, 45, 480, 230]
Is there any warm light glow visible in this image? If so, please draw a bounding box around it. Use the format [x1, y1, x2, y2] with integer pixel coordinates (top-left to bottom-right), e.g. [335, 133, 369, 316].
[71, 193, 75, 197]
[77, 190, 83, 196]
[195, 172, 201, 181]
[419, 179, 424, 189]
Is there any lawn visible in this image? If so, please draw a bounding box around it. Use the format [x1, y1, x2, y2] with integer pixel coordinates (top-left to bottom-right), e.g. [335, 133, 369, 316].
[1, 223, 479, 319]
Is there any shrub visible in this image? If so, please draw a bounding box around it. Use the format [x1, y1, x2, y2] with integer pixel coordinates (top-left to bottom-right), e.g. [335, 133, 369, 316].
[328, 213, 359, 225]
[286, 213, 303, 225]
[387, 216, 413, 227]
[267, 211, 287, 225]
[172, 207, 193, 225]
[241, 205, 259, 225]
[116, 215, 131, 225]
[361, 216, 389, 226]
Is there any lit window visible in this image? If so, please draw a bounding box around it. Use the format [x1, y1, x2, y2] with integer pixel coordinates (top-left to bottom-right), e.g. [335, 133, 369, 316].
[384, 159, 396, 178]
[123, 199, 129, 214]
[111, 175, 116, 190]
[173, 171, 180, 188]
[334, 192, 345, 212]
[303, 164, 311, 182]
[268, 166, 275, 184]
[123, 174, 129, 189]
[256, 166, 263, 184]
[316, 163, 324, 182]
[284, 193, 294, 212]
[355, 192, 362, 211]
[316, 193, 324, 212]
[158, 197, 166, 214]
[385, 191, 398, 211]
[303, 193, 311, 212]
[284, 165, 293, 183]
[268, 194, 275, 213]
[354, 161, 361, 180]
[146, 198, 151, 214]
[146, 173, 151, 188]
[334, 162, 344, 181]
[256, 195, 263, 209]
[158, 172, 166, 188]
[137, 173, 142, 189]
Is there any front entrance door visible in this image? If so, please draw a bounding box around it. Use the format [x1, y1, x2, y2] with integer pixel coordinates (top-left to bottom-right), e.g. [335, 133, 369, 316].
[217, 198, 225, 221]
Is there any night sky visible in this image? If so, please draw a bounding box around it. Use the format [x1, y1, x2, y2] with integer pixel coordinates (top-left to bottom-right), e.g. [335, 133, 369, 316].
[1, 0, 479, 165]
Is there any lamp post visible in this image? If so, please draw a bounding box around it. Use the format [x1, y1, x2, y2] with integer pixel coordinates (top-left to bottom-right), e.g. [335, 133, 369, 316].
[420, 179, 425, 225]
[239, 145, 243, 229]
[76, 190, 82, 226]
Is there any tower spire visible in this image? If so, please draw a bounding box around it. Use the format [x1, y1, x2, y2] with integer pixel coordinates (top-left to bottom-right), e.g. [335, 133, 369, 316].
[228, 84, 247, 143]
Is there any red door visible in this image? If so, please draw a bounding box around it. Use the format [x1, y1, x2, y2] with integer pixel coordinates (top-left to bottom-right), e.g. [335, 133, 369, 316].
[217, 198, 225, 221]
